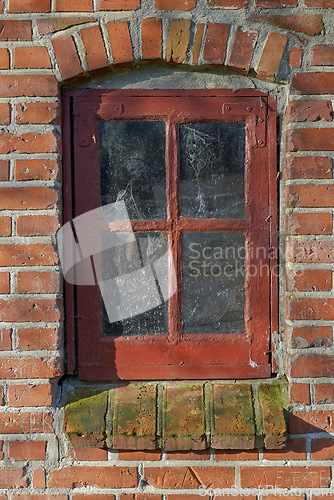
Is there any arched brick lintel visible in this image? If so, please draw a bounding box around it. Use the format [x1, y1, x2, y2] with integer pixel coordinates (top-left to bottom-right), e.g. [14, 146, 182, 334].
[50, 19, 290, 84]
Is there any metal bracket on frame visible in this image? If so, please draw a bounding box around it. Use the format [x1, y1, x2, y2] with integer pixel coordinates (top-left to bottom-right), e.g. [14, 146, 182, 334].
[222, 99, 268, 148]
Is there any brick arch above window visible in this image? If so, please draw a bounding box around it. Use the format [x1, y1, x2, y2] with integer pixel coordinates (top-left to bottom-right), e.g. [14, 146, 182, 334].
[45, 19, 294, 83]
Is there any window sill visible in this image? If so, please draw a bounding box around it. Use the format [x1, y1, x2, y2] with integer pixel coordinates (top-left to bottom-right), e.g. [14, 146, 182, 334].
[63, 380, 288, 451]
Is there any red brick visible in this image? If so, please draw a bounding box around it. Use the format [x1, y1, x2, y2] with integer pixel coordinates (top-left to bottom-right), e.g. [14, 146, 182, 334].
[256, 33, 288, 79]
[248, 14, 323, 36]
[290, 383, 311, 404]
[314, 383, 334, 404]
[80, 25, 108, 71]
[215, 449, 259, 460]
[69, 446, 109, 461]
[0, 49, 9, 69]
[48, 466, 137, 488]
[0, 412, 53, 433]
[37, 17, 97, 35]
[16, 215, 59, 236]
[13, 47, 51, 69]
[192, 23, 204, 64]
[240, 466, 330, 488]
[288, 298, 334, 321]
[15, 159, 59, 181]
[166, 450, 210, 460]
[0, 243, 57, 265]
[288, 185, 334, 208]
[255, 0, 297, 5]
[16, 102, 59, 124]
[12, 496, 67, 500]
[0, 468, 27, 488]
[0, 131, 58, 154]
[287, 240, 334, 263]
[289, 411, 334, 434]
[9, 0, 50, 11]
[155, 0, 195, 9]
[8, 440, 47, 460]
[98, 0, 139, 9]
[74, 496, 116, 500]
[0, 272, 9, 294]
[287, 269, 332, 292]
[0, 357, 61, 379]
[288, 128, 334, 151]
[286, 156, 332, 179]
[228, 27, 258, 74]
[0, 75, 57, 97]
[292, 72, 334, 95]
[263, 439, 307, 460]
[17, 271, 60, 294]
[166, 19, 192, 64]
[107, 21, 133, 65]
[0, 0, 3, 12]
[120, 496, 161, 500]
[118, 450, 161, 460]
[142, 18, 162, 60]
[166, 496, 212, 500]
[8, 384, 53, 407]
[287, 100, 333, 122]
[32, 469, 46, 488]
[163, 385, 205, 450]
[52, 35, 83, 81]
[0, 329, 11, 350]
[0, 217, 11, 236]
[262, 496, 305, 500]
[0, 104, 10, 125]
[55, 0, 93, 10]
[0, 160, 9, 180]
[291, 326, 333, 348]
[287, 212, 332, 235]
[291, 355, 334, 377]
[203, 23, 229, 65]
[0, 187, 58, 210]
[0, 299, 60, 322]
[0, 20, 31, 40]
[290, 47, 302, 68]
[312, 439, 334, 460]
[208, 0, 248, 6]
[17, 328, 60, 350]
[143, 467, 234, 489]
[311, 45, 334, 66]
[305, 0, 334, 7]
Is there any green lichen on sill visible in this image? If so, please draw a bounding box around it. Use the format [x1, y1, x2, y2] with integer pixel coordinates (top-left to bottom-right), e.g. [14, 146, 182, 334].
[63, 380, 288, 451]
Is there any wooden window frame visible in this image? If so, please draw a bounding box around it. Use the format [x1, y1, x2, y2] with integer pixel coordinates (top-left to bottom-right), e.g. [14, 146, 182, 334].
[62, 89, 278, 381]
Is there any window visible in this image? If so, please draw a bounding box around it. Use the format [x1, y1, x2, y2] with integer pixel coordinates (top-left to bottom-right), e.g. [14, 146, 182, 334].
[61, 89, 277, 380]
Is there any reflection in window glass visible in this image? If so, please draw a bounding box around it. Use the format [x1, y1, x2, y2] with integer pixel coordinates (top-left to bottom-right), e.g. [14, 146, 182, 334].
[179, 123, 245, 219]
[182, 232, 245, 334]
[99, 121, 166, 220]
[101, 232, 168, 336]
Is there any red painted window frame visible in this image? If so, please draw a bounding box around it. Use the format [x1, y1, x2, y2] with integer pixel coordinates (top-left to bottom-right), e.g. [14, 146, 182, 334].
[62, 89, 278, 381]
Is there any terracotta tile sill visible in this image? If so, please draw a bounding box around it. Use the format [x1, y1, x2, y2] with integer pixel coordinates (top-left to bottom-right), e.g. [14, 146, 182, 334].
[63, 380, 288, 450]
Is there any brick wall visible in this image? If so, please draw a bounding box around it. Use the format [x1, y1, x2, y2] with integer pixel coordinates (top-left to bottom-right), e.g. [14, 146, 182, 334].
[0, 0, 334, 497]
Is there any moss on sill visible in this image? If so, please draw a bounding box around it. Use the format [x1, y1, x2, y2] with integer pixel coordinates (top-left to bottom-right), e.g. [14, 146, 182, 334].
[63, 379, 288, 450]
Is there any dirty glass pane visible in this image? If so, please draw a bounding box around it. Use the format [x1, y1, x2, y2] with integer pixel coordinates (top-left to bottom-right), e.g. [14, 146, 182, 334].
[182, 232, 245, 334]
[179, 123, 245, 219]
[99, 121, 166, 220]
[100, 232, 169, 336]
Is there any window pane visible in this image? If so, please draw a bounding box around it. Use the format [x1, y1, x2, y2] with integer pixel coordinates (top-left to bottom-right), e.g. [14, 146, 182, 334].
[179, 123, 245, 219]
[99, 121, 166, 220]
[182, 232, 245, 334]
[100, 232, 168, 336]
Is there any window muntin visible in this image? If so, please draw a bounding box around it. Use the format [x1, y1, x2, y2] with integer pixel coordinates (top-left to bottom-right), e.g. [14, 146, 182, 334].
[63, 89, 277, 380]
